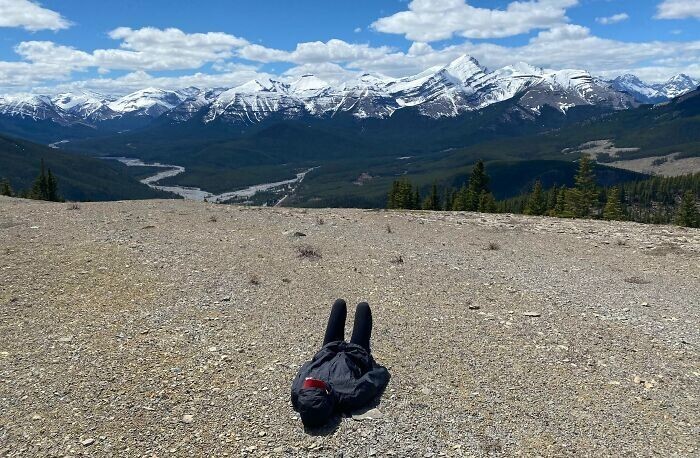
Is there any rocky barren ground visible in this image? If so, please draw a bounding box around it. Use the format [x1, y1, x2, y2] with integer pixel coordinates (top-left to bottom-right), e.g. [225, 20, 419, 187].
[0, 196, 699, 457]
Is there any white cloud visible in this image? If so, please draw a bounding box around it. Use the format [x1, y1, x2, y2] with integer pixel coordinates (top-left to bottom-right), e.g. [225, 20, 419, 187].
[239, 39, 393, 65]
[453, 25, 700, 80]
[596, 13, 629, 25]
[0, 27, 252, 92]
[301, 25, 699, 82]
[0, 61, 73, 88]
[656, 0, 700, 19]
[16, 41, 94, 68]
[13, 27, 250, 74]
[371, 0, 578, 41]
[211, 61, 261, 73]
[283, 63, 359, 84]
[95, 27, 249, 71]
[40, 69, 271, 96]
[3, 16, 700, 94]
[0, 0, 71, 31]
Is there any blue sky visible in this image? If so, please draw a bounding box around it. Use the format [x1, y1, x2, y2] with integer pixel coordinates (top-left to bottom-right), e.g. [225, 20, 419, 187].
[0, 0, 699, 94]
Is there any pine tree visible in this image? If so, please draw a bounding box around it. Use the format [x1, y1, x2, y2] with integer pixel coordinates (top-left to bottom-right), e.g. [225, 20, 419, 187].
[603, 186, 625, 221]
[387, 179, 417, 209]
[30, 159, 50, 200]
[387, 180, 400, 209]
[674, 191, 699, 228]
[571, 155, 597, 218]
[466, 160, 489, 211]
[0, 178, 13, 197]
[478, 191, 497, 213]
[422, 183, 440, 210]
[46, 169, 60, 201]
[443, 188, 454, 211]
[558, 186, 576, 218]
[525, 180, 546, 215]
[546, 185, 558, 215]
[412, 188, 421, 210]
[452, 184, 468, 211]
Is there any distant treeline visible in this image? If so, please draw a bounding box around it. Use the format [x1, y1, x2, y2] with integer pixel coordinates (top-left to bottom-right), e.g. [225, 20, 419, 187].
[1, 159, 62, 202]
[387, 157, 700, 228]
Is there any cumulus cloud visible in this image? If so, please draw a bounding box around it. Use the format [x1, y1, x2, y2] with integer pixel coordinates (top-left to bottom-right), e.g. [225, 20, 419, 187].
[16, 27, 250, 72]
[239, 39, 394, 65]
[656, 0, 700, 19]
[100, 27, 248, 70]
[0, 61, 74, 89]
[454, 25, 700, 79]
[596, 13, 629, 25]
[0, 0, 71, 31]
[39, 69, 271, 96]
[371, 0, 578, 41]
[16, 41, 93, 68]
[3, 13, 700, 94]
[283, 62, 359, 84]
[0, 27, 252, 92]
[299, 24, 699, 82]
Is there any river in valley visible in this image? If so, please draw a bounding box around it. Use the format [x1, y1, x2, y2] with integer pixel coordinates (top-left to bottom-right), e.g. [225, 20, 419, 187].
[106, 157, 316, 204]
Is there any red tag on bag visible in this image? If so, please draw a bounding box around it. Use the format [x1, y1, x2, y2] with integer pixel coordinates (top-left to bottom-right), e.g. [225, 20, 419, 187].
[302, 377, 329, 393]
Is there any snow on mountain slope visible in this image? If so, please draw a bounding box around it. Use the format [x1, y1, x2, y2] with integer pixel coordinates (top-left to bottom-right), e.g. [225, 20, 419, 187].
[108, 88, 186, 117]
[166, 88, 223, 122]
[333, 74, 399, 119]
[0, 94, 74, 123]
[383, 56, 492, 117]
[289, 74, 330, 96]
[443, 55, 488, 85]
[52, 91, 118, 122]
[660, 74, 699, 99]
[203, 79, 304, 124]
[2, 55, 691, 128]
[610, 74, 699, 104]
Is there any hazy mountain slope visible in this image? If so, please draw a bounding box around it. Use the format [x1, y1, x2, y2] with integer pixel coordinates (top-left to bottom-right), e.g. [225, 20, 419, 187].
[609, 73, 699, 104]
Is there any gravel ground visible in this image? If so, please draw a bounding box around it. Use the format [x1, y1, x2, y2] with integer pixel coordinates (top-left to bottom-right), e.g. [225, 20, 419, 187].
[1, 196, 699, 457]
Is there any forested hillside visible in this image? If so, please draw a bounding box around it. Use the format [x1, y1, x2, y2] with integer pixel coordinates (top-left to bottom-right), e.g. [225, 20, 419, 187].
[0, 134, 173, 201]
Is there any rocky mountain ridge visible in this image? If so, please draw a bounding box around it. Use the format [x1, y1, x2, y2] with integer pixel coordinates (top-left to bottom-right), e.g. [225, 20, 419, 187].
[5, 55, 689, 128]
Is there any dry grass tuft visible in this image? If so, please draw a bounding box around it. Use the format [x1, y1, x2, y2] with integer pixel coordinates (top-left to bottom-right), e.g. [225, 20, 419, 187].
[624, 276, 651, 285]
[297, 245, 321, 260]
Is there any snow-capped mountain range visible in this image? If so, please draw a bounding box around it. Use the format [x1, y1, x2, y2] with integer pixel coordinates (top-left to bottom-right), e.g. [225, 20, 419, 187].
[1, 55, 697, 127]
[609, 73, 700, 104]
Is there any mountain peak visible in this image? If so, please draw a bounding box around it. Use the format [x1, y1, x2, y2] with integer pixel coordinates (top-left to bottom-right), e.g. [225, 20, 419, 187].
[447, 54, 482, 68]
[667, 73, 696, 84]
[444, 55, 487, 82]
[615, 74, 645, 84]
[290, 74, 329, 93]
[136, 87, 166, 94]
[235, 79, 273, 92]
